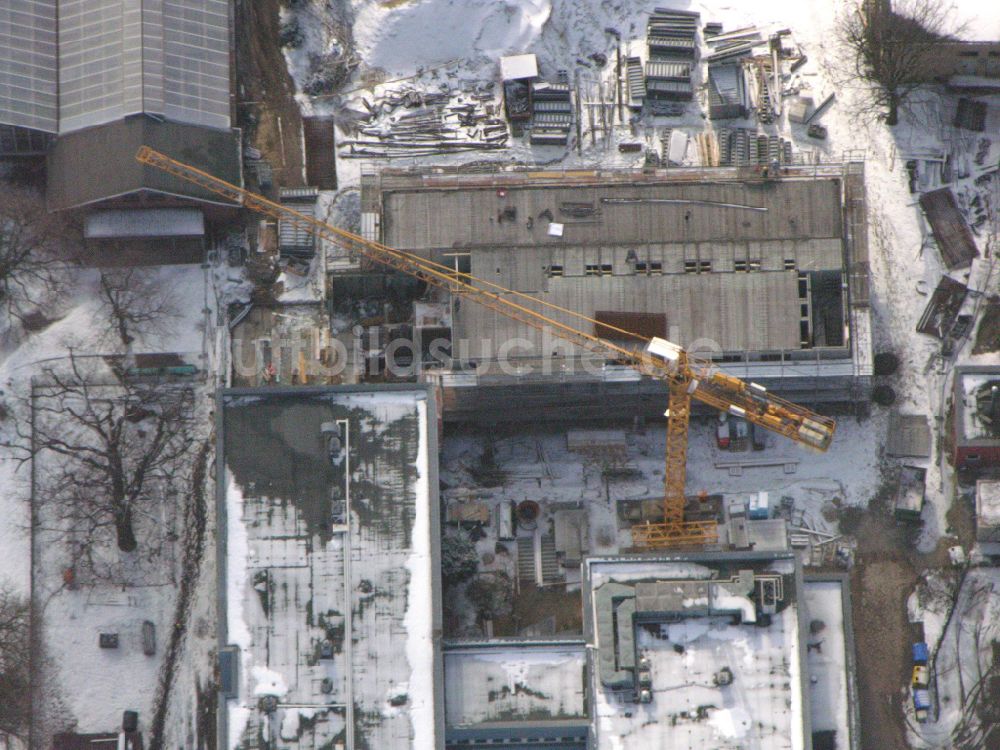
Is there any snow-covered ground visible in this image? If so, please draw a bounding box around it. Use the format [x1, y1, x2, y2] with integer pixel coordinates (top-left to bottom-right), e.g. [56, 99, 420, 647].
[0, 264, 220, 597]
[442, 417, 881, 554]
[0, 250, 247, 749]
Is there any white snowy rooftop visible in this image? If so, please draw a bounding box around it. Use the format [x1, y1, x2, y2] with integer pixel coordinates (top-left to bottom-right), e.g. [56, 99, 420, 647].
[976, 480, 1000, 528]
[221, 387, 441, 750]
[585, 555, 807, 750]
[956, 369, 1000, 444]
[803, 579, 854, 749]
[443, 644, 587, 726]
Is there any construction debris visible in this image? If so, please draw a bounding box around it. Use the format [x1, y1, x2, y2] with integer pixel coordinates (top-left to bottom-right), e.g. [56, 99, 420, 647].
[916, 276, 969, 339]
[919, 188, 980, 269]
[707, 64, 749, 120]
[338, 84, 507, 159]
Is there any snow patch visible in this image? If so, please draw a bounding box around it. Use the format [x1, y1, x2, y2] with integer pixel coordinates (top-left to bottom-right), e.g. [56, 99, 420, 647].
[252, 665, 290, 698]
[709, 707, 753, 739]
[354, 0, 551, 76]
[403, 398, 436, 750]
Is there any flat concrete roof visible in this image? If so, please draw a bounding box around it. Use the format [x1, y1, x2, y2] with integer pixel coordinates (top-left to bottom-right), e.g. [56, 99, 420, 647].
[443, 643, 587, 726]
[380, 175, 843, 249]
[583, 553, 809, 750]
[886, 412, 932, 458]
[374, 171, 848, 356]
[219, 386, 442, 750]
[954, 366, 1000, 446]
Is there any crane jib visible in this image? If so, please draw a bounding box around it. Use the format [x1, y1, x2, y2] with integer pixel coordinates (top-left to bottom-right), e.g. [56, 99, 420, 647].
[135, 147, 838, 547]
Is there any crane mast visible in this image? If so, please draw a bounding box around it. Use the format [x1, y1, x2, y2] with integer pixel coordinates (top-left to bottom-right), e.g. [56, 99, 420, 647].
[136, 146, 836, 547]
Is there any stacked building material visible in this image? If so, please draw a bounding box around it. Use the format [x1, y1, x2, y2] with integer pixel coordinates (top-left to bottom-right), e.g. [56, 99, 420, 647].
[644, 61, 694, 101]
[714, 127, 795, 167]
[278, 187, 319, 258]
[752, 59, 778, 123]
[530, 82, 573, 145]
[642, 9, 698, 114]
[919, 188, 980, 269]
[954, 97, 987, 131]
[646, 8, 700, 60]
[625, 56, 646, 110]
[707, 63, 748, 119]
[706, 41, 757, 63]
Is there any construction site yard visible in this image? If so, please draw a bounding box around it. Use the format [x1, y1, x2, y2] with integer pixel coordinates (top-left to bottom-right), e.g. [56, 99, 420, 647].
[229, 0, 1000, 748]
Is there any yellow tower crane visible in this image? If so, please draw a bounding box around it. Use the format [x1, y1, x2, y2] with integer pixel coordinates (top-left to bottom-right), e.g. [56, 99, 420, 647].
[136, 146, 836, 547]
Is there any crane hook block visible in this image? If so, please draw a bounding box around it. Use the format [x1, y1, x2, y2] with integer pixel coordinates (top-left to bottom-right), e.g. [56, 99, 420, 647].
[647, 337, 683, 362]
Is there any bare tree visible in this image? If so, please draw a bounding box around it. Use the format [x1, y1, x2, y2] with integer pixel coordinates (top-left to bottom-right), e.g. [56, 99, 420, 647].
[96, 267, 179, 349]
[0, 183, 77, 321]
[0, 585, 29, 742]
[30, 355, 194, 556]
[839, 0, 961, 125]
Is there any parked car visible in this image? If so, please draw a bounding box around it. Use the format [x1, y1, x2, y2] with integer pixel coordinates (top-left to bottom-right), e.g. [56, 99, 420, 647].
[913, 687, 931, 723]
[716, 414, 731, 449]
[732, 418, 750, 451]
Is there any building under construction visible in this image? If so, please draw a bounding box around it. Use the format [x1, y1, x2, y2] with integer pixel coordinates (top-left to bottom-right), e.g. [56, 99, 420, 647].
[359, 162, 873, 422]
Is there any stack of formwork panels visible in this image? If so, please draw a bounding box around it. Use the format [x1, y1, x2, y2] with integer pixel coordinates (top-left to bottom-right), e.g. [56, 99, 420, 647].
[646, 8, 700, 60]
[530, 82, 573, 145]
[644, 60, 693, 101]
[644, 8, 699, 113]
[625, 56, 646, 110]
[707, 63, 748, 119]
[278, 186, 319, 258]
[714, 128, 796, 167]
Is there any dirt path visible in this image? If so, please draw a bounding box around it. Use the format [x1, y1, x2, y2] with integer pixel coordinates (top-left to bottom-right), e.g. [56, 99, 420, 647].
[851, 546, 920, 750]
[848, 484, 972, 750]
[148, 441, 211, 750]
[234, 0, 305, 188]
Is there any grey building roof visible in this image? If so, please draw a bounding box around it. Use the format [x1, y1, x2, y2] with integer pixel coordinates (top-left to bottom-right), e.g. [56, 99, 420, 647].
[0, 0, 230, 135]
[46, 116, 240, 211]
[377, 174, 847, 355]
[380, 177, 843, 249]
